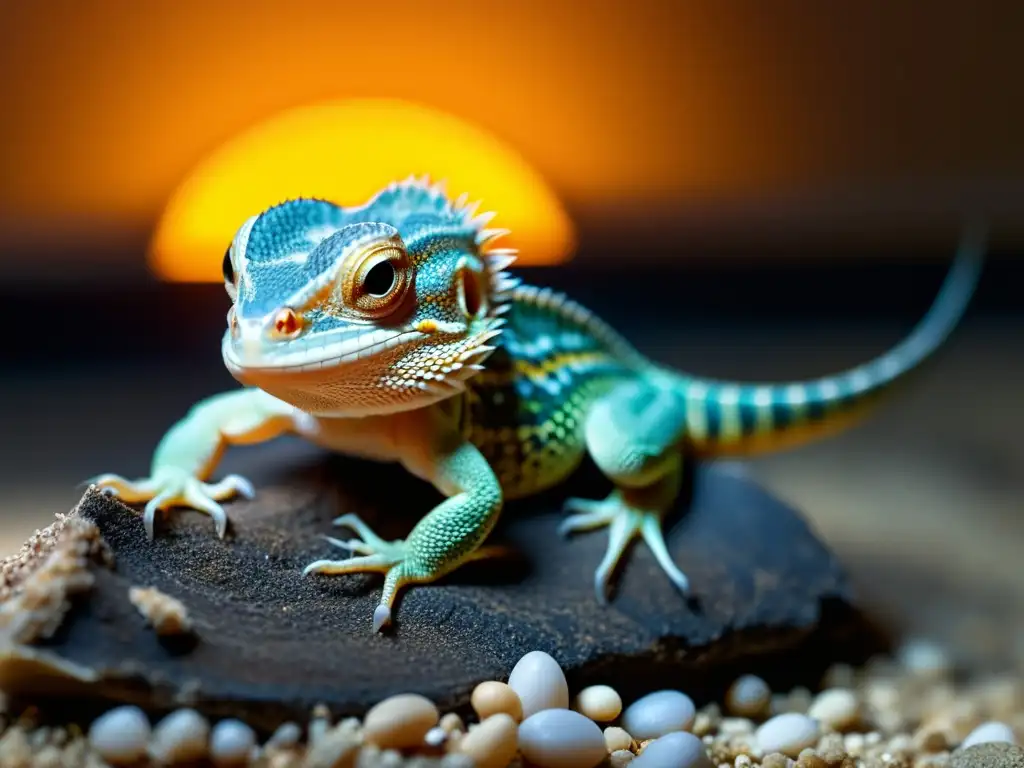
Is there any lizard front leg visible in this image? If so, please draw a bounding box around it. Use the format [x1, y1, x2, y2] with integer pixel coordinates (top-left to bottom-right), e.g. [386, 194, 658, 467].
[303, 437, 505, 633]
[559, 377, 692, 603]
[89, 388, 296, 539]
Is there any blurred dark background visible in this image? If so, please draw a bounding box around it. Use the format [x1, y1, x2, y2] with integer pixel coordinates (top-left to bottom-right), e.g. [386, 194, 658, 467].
[1, 2, 1021, 668]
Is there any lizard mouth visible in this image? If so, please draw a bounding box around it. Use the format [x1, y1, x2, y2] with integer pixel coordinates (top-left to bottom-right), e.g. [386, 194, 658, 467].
[221, 325, 429, 376]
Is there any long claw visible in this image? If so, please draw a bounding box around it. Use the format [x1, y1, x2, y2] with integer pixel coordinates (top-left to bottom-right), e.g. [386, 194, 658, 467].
[143, 490, 177, 540]
[331, 513, 394, 551]
[562, 492, 692, 604]
[88, 474, 155, 502]
[558, 506, 615, 537]
[183, 487, 228, 538]
[372, 604, 392, 633]
[303, 553, 395, 577]
[210, 474, 255, 500]
[562, 498, 603, 515]
[322, 536, 375, 555]
[593, 512, 636, 604]
[641, 514, 690, 595]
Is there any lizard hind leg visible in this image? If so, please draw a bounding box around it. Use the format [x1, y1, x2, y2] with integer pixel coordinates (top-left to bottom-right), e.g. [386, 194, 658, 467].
[559, 378, 691, 604]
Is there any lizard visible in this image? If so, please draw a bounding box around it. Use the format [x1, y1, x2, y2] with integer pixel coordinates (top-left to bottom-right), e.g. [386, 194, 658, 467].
[89, 176, 987, 633]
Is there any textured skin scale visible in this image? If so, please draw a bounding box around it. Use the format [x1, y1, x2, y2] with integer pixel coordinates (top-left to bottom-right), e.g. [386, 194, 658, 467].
[89, 175, 987, 633]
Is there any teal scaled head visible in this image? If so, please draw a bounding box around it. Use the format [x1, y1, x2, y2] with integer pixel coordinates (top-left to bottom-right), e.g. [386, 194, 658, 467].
[219, 176, 520, 416]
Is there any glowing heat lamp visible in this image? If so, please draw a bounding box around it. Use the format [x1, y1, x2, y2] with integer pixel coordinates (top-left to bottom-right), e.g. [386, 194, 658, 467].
[150, 99, 576, 282]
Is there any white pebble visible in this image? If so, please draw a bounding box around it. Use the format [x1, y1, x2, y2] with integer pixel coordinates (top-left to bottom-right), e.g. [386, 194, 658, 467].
[807, 688, 860, 730]
[960, 721, 1018, 748]
[621, 690, 696, 740]
[634, 731, 713, 768]
[898, 638, 952, 676]
[88, 706, 151, 765]
[507, 650, 569, 718]
[610, 749, 635, 767]
[457, 713, 519, 768]
[150, 708, 211, 764]
[518, 708, 606, 768]
[755, 713, 821, 758]
[424, 726, 448, 748]
[210, 719, 256, 766]
[267, 721, 302, 748]
[726, 675, 771, 717]
[604, 726, 634, 752]
[575, 685, 623, 722]
[363, 693, 439, 749]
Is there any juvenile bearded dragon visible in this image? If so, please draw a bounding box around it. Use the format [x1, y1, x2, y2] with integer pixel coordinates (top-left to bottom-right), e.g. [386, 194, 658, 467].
[91, 177, 987, 632]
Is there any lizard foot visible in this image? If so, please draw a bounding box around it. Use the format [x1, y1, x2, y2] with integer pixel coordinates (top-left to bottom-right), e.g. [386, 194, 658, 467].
[87, 469, 254, 540]
[302, 513, 408, 634]
[303, 513, 509, 633]
[558, 492, 690, 604]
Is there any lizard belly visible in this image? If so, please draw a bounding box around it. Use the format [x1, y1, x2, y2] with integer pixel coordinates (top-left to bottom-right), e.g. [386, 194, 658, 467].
[290, 411, 403, 464]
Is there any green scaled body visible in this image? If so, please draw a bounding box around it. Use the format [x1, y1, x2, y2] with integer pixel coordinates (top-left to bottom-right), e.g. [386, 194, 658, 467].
[89, 175, 987, 632]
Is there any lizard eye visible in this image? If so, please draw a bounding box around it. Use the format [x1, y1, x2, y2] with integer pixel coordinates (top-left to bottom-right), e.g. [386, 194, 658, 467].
[341, 242, 411, 319]
[222, 246, 235, 285]
[362, 261, 395, 297]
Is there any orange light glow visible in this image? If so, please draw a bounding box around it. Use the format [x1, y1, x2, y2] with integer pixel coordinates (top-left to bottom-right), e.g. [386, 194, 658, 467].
[150, 99, 576, 282]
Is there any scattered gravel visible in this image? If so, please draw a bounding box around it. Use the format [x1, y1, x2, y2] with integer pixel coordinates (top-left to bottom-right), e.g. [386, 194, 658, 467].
[622, 689, 697, 740]
[755, 712, 821, 757]
[149, 708, 211, 764]
[472, 681, 524, 723]
[634, 730, 712, 768]
[0, 638, 1021, 767]
[517, 708, 606, 768]
[209, 719, 256, 766]
[362, 693, 440, 750]
[87, 705, 150, 764]
[728, 675, 773, 718]
[507, 650, 570, 719]
[575, 685, 623, 723]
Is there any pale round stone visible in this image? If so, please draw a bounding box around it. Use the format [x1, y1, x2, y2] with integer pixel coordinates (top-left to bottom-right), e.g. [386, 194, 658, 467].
[507, 650, 570, 718]
[898, 638, 953, 677]
[604, 726, 634, 753]
[150, 708, 211, 764]
[267, 722, 301, 748]
[363, 693, 440, 750]
[458, 713, 519, 768]
[621, 690, 696, 741]
[210, 719, 256, 766]
[575, 685, 623, 723]
[87, 706, 151, 765]
[961, 722, 1018, 749]
[755, 713, 821, 758]
[424, 727, 448, 748]
[634, 731, 713, 768]
[807, 688, 861, 730]
[610, 749, 636, 767]
[472, 681, 524, 722]
[726, 675, 772, 717]
[518, 708, 606, 768]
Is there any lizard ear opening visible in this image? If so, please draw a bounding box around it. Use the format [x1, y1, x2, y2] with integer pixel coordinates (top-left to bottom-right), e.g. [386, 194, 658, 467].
[456, 260, 488, 321]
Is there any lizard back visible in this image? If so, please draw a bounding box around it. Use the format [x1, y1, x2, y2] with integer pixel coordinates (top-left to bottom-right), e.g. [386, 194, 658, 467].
[462, 283, 649, 498]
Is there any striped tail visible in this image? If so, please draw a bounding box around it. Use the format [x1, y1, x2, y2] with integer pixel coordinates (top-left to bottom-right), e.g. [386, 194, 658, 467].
[678, 222, 988, 457]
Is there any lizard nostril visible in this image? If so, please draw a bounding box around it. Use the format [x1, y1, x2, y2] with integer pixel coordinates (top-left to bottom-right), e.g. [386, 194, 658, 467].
[270, 307, 303, 340]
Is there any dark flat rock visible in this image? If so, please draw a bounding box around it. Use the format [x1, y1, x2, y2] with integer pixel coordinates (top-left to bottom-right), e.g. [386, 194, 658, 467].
[0, 446, 885, 733]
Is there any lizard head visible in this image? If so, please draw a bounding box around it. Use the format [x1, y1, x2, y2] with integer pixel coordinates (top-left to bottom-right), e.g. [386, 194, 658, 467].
[220, 177, 518, 416]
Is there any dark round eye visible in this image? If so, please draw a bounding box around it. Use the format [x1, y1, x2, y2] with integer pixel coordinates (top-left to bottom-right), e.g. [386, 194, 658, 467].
[222, 246, 235, 284]
[362, 261, 395, 296]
